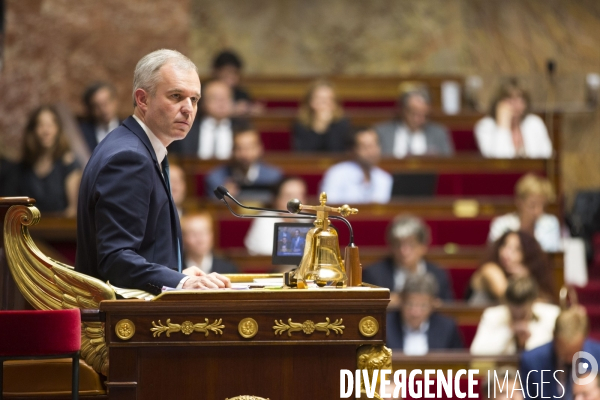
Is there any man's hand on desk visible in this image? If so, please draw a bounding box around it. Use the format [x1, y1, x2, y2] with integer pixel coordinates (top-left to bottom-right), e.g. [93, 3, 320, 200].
[182, 267, 232, 289]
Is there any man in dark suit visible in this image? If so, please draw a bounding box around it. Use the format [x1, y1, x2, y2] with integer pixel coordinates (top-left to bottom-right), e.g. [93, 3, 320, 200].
[386, 274, 463, 352]
[521, 306, 600, 400]
[79, 82, 121, 153]
[204, 128, 282, 202]
[375, 87, 454, 158]
[363, 214, 454, 302]
[181, 213, 238, 274]
[76, 49, 231, 294]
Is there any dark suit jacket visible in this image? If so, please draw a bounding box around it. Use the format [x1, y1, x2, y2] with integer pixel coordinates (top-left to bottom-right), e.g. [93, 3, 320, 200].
[386, 311, 463, 350]
[182, 255, 239, 274]
[204, 162, 283, 197]
[520, 339, 600, 399]
[75, 116, 185, 295]
[292, 117, 352, 153]
[168, 115, 248, 156]
[362, 256, 454, 301]
[374, 120, 454, 157]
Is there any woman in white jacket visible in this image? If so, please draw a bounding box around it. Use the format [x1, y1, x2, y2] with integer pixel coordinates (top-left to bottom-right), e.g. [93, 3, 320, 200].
[475, 81, 553, 159]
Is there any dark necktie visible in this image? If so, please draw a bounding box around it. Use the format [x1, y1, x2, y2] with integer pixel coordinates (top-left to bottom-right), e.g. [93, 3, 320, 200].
[161, 157, 182, 273]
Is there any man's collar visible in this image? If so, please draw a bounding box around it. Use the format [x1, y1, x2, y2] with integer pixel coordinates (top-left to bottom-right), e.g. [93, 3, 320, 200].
[132, 115, 168, 164]
[403, 321, 430, 334]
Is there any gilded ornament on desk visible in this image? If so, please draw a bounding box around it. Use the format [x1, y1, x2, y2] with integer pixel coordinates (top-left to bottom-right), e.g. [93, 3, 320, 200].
[226, 396, 270, 400]
[273, 317, 344, 336]
[115, 319, 135, 340]
[238, 317, 258, 339]
[358, 316, 379, 337]
[150, 318, 224, 337]
[357, 345, 393, 400]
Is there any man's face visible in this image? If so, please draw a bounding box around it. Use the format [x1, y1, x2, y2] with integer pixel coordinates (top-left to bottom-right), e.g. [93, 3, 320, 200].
[554, 335, 586, 366]
[90, 87, 118, 126]
[391, 236, 427, 270]
[233, 131, 262, 169]
[203, 81, 234, 120]
[274, 179, 307, 210]
[574, 377, 600, 400]
[354, 130, 381, 168]
[403, 95, 430, 132]
[139, 63, 200, 146]
[401, 293, 433, 330]
[182, 216, 213, 258]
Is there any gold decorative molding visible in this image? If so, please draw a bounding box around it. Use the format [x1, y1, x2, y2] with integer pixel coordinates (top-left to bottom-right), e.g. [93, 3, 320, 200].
[150, 318, 224, 337]
[273, 317, 344, 336]
[358, 316, 379, 337]
[357, 345, 392, 400]
[3, 204, 116, 376]
[115, 319, 135, 340]
[238, 318, 258, 339]
[226, 396, 270, 400]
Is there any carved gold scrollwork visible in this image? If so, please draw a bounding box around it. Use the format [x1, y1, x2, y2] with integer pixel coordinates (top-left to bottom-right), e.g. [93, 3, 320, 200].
[150, 318, 224, 337]
[273, 317, 344, 336]
[356, 345, 393, 400]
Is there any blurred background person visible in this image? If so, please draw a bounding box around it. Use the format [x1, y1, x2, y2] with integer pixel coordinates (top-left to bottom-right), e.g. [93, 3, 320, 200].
[475, 80, 552, 158]
[79, 81, 120, 153]
[170, 79, 248, 159]
[205, 127, 282, 203]
[375, 86, 454, 158]
[292, 80, 351, 152]
[489, 173, 561, 252]
[181, 212, 238, 274]
[169, 163, 187, 217]
[320, 127, 392, 204]
[470, 277, 559, 355]
[469, 230, 555, 305]
[386, 273, 463, 354]
[521, 305, 600, 400]
[212, 49, 263, 116]
[574, 373, 600, 400]
[244, 176, 307, 255]
[363, 214, 453, 303]
[8, 106, 81, 217]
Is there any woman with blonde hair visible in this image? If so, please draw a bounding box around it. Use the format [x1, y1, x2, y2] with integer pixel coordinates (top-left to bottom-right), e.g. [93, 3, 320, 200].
[488, 173, 561, 251]
[292, 80, 352, 152]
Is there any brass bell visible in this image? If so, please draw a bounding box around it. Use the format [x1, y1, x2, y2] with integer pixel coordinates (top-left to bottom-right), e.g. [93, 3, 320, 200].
[288, 193, 358, 289]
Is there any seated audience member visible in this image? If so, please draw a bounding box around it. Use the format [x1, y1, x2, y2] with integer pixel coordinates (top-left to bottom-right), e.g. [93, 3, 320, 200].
[10, 106, 81, 216]
[469, 230, 555, 305]
[212, 50, 262, 116]
[574, 373, 600, 400]
[471, 277, 560, 355]
[321, 128, 392, 204]
[386, 273, 463, 354]
[205, 128, 282, 202]
[292, 80, 352, 152]
[245, 176, 307, 255]
[481, 367, 524, 400]
[170, 79, 247, 159]
[375, 87, 454, 158]
[363, 215, 453, 301]
[475, 80, 552, 158]
[181, 212, 238, 274]
[521, 305, 600, 399]
[169, 163, 186, 217]
[489, 173, 561, 252]
[79, 82, 120, 153]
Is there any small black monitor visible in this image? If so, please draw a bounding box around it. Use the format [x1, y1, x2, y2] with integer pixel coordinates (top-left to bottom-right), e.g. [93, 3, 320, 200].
[271, 223, 313, 265]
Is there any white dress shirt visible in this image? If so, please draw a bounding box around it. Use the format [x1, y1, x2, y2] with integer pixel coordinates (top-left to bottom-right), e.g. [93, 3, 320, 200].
[403, 321, 430, 355]
[320, 161, 393, 204]
[393, 125, 427, 158]
[95, 118, 120, 145]
[475, 114, 553, 158]
[198, 117, 233, 159]
[488, 212, 562, 252]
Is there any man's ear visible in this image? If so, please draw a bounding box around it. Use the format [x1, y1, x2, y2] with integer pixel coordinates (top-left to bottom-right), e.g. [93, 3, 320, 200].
[134, 88, 149, 111]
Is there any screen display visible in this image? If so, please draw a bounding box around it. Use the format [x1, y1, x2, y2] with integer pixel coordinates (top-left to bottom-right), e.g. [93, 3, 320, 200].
[271, 223, 313, 265]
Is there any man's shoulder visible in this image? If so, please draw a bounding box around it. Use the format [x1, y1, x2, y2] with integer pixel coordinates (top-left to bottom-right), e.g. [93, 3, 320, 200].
[425, 261, 449, 277]
[424, 122, 449, 135]
[374, 119, 398, 133]
[326, 161, 358, 175]
[429, 312, 458, 330]
[521, 341, 553, 363]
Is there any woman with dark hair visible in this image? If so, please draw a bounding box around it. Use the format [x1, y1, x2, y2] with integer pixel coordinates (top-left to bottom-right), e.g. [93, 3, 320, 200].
[475, 80, 552, 158]
[292, 80, 352, 152]
[13, 106, 81, 216]
[469, 230, 555, 305]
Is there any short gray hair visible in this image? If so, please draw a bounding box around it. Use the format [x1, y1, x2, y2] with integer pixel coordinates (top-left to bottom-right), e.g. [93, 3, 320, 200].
[402, 273, 439, 299]
[132, 49, 198, 107]
[400, 88, 431, 108]
[387, 214, 430, 245]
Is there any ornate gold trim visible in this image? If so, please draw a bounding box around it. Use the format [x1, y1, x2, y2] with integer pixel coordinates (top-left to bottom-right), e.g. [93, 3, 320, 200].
[357, 345, 392, 400]
[273, 317, 344, 336]
[226, 396, 270, 400]
[238, 318, 258, 339]
[150, 318, 224, 337]
[358, 316, 379, 337]
[115, 319, 135, 340]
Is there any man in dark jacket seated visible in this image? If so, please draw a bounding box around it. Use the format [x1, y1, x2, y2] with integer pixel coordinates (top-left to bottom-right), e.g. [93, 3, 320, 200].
[386, 274, 463, 353]
[363, 214, 454, 304]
